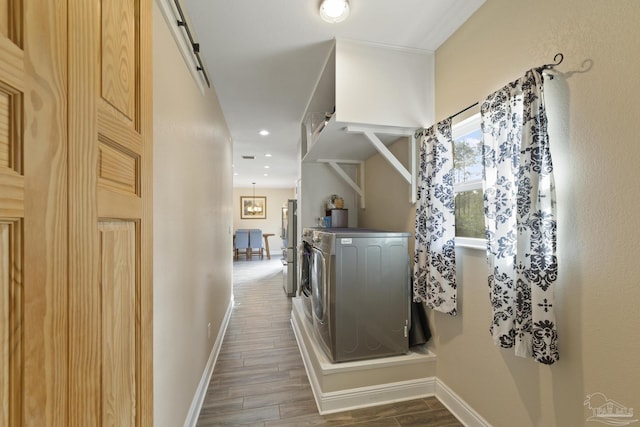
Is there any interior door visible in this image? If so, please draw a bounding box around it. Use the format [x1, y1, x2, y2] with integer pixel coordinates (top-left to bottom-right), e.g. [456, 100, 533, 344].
[68, 0, 153, 425]
[0, 1, 68, 425]
[0, 1, 152, 425]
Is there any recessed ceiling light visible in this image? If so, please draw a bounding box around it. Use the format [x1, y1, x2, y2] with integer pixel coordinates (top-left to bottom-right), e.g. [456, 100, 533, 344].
[320, 0, 350, 23]
[264, 165, 270, 169]
[233, 172, 239, 176]
[263, 173, 269, 177]
[259, 129, 269, 136]
[265, 153, 272, 157]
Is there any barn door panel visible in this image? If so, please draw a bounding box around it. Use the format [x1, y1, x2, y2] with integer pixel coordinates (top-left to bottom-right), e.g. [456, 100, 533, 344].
[69, 0, 152, 425]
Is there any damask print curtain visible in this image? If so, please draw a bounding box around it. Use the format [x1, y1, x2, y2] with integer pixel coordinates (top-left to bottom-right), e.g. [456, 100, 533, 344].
[481, 69, 559, 364]
[413, 119, 457, 315]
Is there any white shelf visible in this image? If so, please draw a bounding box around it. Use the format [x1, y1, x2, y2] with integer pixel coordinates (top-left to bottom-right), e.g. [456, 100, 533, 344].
[303, 114, 414, 163]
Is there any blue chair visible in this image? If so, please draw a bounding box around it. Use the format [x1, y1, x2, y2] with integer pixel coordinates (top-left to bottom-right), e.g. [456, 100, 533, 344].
[234, 229, 250, 260]
[248, 229, 264, 260]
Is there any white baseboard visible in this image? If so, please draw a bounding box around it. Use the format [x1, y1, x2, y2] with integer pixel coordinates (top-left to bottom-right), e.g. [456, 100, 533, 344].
[319, 377, 436, 414]
[290, 304, 436, 415]
[291, 299, 491, 425]
[183, 295, 234, 427]
[435, 378, 492, 427]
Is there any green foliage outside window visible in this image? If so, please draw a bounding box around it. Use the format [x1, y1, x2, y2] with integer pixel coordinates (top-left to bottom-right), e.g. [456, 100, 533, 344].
[453, 132, 485, 239]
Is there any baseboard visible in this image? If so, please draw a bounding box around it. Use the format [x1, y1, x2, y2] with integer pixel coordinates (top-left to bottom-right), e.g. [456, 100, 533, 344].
[435, 378, 491, 427]
[183, 295, 234, 427]
[292, 301, 491, 425]
[319, 377, 436, 414]
[291, 305, 436, 415]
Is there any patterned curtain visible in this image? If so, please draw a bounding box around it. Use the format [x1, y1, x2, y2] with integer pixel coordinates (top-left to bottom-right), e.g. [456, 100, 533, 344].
[481, 69, 559, 364]
[413, 119, 457, 316]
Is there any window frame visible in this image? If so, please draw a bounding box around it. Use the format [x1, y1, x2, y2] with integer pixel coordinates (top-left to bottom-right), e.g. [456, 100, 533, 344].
[452, 113, 485, 250]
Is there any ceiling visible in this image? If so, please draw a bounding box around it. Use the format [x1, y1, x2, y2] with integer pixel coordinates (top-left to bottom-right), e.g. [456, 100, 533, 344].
[181, 0, 485, 189]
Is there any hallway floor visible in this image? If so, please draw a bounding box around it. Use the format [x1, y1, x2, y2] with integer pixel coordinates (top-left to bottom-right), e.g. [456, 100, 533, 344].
[196, 258, 462, 426]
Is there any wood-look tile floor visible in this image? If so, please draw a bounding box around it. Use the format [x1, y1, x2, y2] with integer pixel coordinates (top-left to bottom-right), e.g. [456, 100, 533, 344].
[196, 258, 463, 427]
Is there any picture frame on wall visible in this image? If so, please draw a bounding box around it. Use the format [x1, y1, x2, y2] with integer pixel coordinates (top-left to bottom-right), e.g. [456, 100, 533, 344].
[240, 196, 267, 219]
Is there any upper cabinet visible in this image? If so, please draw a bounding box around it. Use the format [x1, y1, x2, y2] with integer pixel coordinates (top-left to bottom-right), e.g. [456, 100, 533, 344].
[302, 39, 434, 162]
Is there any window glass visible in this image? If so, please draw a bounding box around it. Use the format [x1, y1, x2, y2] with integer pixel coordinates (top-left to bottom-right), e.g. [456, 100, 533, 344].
[453, 128, 483, 185]
[452, 114, 485, 245]
[454, 190, 485, 238]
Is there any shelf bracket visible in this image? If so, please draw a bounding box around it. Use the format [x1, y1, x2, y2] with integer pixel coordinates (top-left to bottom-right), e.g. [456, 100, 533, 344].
[316, 159, 366, 209]
[345, 126, 417, 204]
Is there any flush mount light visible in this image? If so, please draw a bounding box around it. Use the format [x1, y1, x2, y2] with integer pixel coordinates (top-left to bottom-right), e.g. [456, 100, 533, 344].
[258, 129, 269, 136]
[319, 0, 350, 23]
[265, 153, 272, 157]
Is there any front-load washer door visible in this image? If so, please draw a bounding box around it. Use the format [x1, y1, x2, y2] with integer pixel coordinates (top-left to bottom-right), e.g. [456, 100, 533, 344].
[311, 247, 332, 359]
[300, 241, 313, 321]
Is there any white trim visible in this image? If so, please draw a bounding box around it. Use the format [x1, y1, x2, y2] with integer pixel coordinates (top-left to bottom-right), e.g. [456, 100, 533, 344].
[290, 300, 436, 415]
[454, 179, 482, 194]
[155, 0, 207, 95]
[336, 37, 435, 55]
[291, 298, 492, 424]
[320, 377, 436, 415]
[452, 112, 481, 139]
[435, 378, 492, 427]
[455, 237, 485, 250]
[183, 295, 234, 427]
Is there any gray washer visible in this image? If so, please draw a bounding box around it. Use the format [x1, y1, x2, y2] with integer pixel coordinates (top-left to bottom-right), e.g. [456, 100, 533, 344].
[309, 228, 411, 363]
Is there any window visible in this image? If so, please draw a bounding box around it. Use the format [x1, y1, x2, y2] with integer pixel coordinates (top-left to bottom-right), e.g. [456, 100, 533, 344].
[452, 113, 484, 249]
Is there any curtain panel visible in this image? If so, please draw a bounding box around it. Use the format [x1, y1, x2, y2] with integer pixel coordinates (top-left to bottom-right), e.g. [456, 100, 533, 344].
[413, 119, 457, 316]
[481, 69, 559, 364]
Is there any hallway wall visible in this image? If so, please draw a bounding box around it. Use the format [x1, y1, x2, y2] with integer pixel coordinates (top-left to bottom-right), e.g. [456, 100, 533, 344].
[152, 3, 234, 425]
[361, 0, 640, 425]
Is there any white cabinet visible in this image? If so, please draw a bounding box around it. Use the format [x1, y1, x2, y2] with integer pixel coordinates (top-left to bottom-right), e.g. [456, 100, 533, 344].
[302, 39, 434, 162]
[300, 39, 434, 221]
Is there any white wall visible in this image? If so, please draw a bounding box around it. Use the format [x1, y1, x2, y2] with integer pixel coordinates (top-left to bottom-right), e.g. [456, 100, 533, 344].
[362, 1, 640, 426]
[152, 3, 234, 425]
[300, 162, 359, 229]
[232, 187, 295, 251]
[335, 39, 434, 128]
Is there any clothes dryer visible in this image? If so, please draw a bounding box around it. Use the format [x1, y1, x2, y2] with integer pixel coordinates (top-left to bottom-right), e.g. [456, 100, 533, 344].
[306, 228, 411, 363]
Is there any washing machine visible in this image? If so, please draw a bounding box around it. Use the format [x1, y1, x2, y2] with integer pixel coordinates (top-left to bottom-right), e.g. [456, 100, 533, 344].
[306, 227, 411, 363]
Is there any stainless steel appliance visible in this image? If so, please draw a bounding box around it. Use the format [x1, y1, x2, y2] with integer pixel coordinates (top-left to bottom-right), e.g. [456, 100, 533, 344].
[306, 227, 411, 363]
[281, 199, 297, 296]
[299, 228, 314, 321]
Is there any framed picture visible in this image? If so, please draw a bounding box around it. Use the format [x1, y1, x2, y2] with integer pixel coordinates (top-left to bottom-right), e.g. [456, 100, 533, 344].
[240, 196, 267, 219]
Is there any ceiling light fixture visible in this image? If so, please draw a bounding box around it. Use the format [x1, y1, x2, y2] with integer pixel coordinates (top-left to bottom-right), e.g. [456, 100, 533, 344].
[247, 182, 263, 214]
[259, 129, 269, 136]
[319, 0, 350, 23]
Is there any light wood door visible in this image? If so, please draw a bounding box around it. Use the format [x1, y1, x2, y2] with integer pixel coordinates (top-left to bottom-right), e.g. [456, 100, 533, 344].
[0, 0, 152, 425]
[68, 0, 153, 425]
[1, 1, 68, 425]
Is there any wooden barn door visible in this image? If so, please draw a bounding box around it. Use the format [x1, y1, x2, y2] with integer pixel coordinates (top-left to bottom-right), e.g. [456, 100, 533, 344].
[68, 0, 153, 425]
[0, 1, 68, 425]
[0, 0, 152, 425]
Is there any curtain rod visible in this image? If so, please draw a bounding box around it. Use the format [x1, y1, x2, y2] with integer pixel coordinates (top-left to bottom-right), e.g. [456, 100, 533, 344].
[415, 53, 564, 138]
[173, 0, 211, 88]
